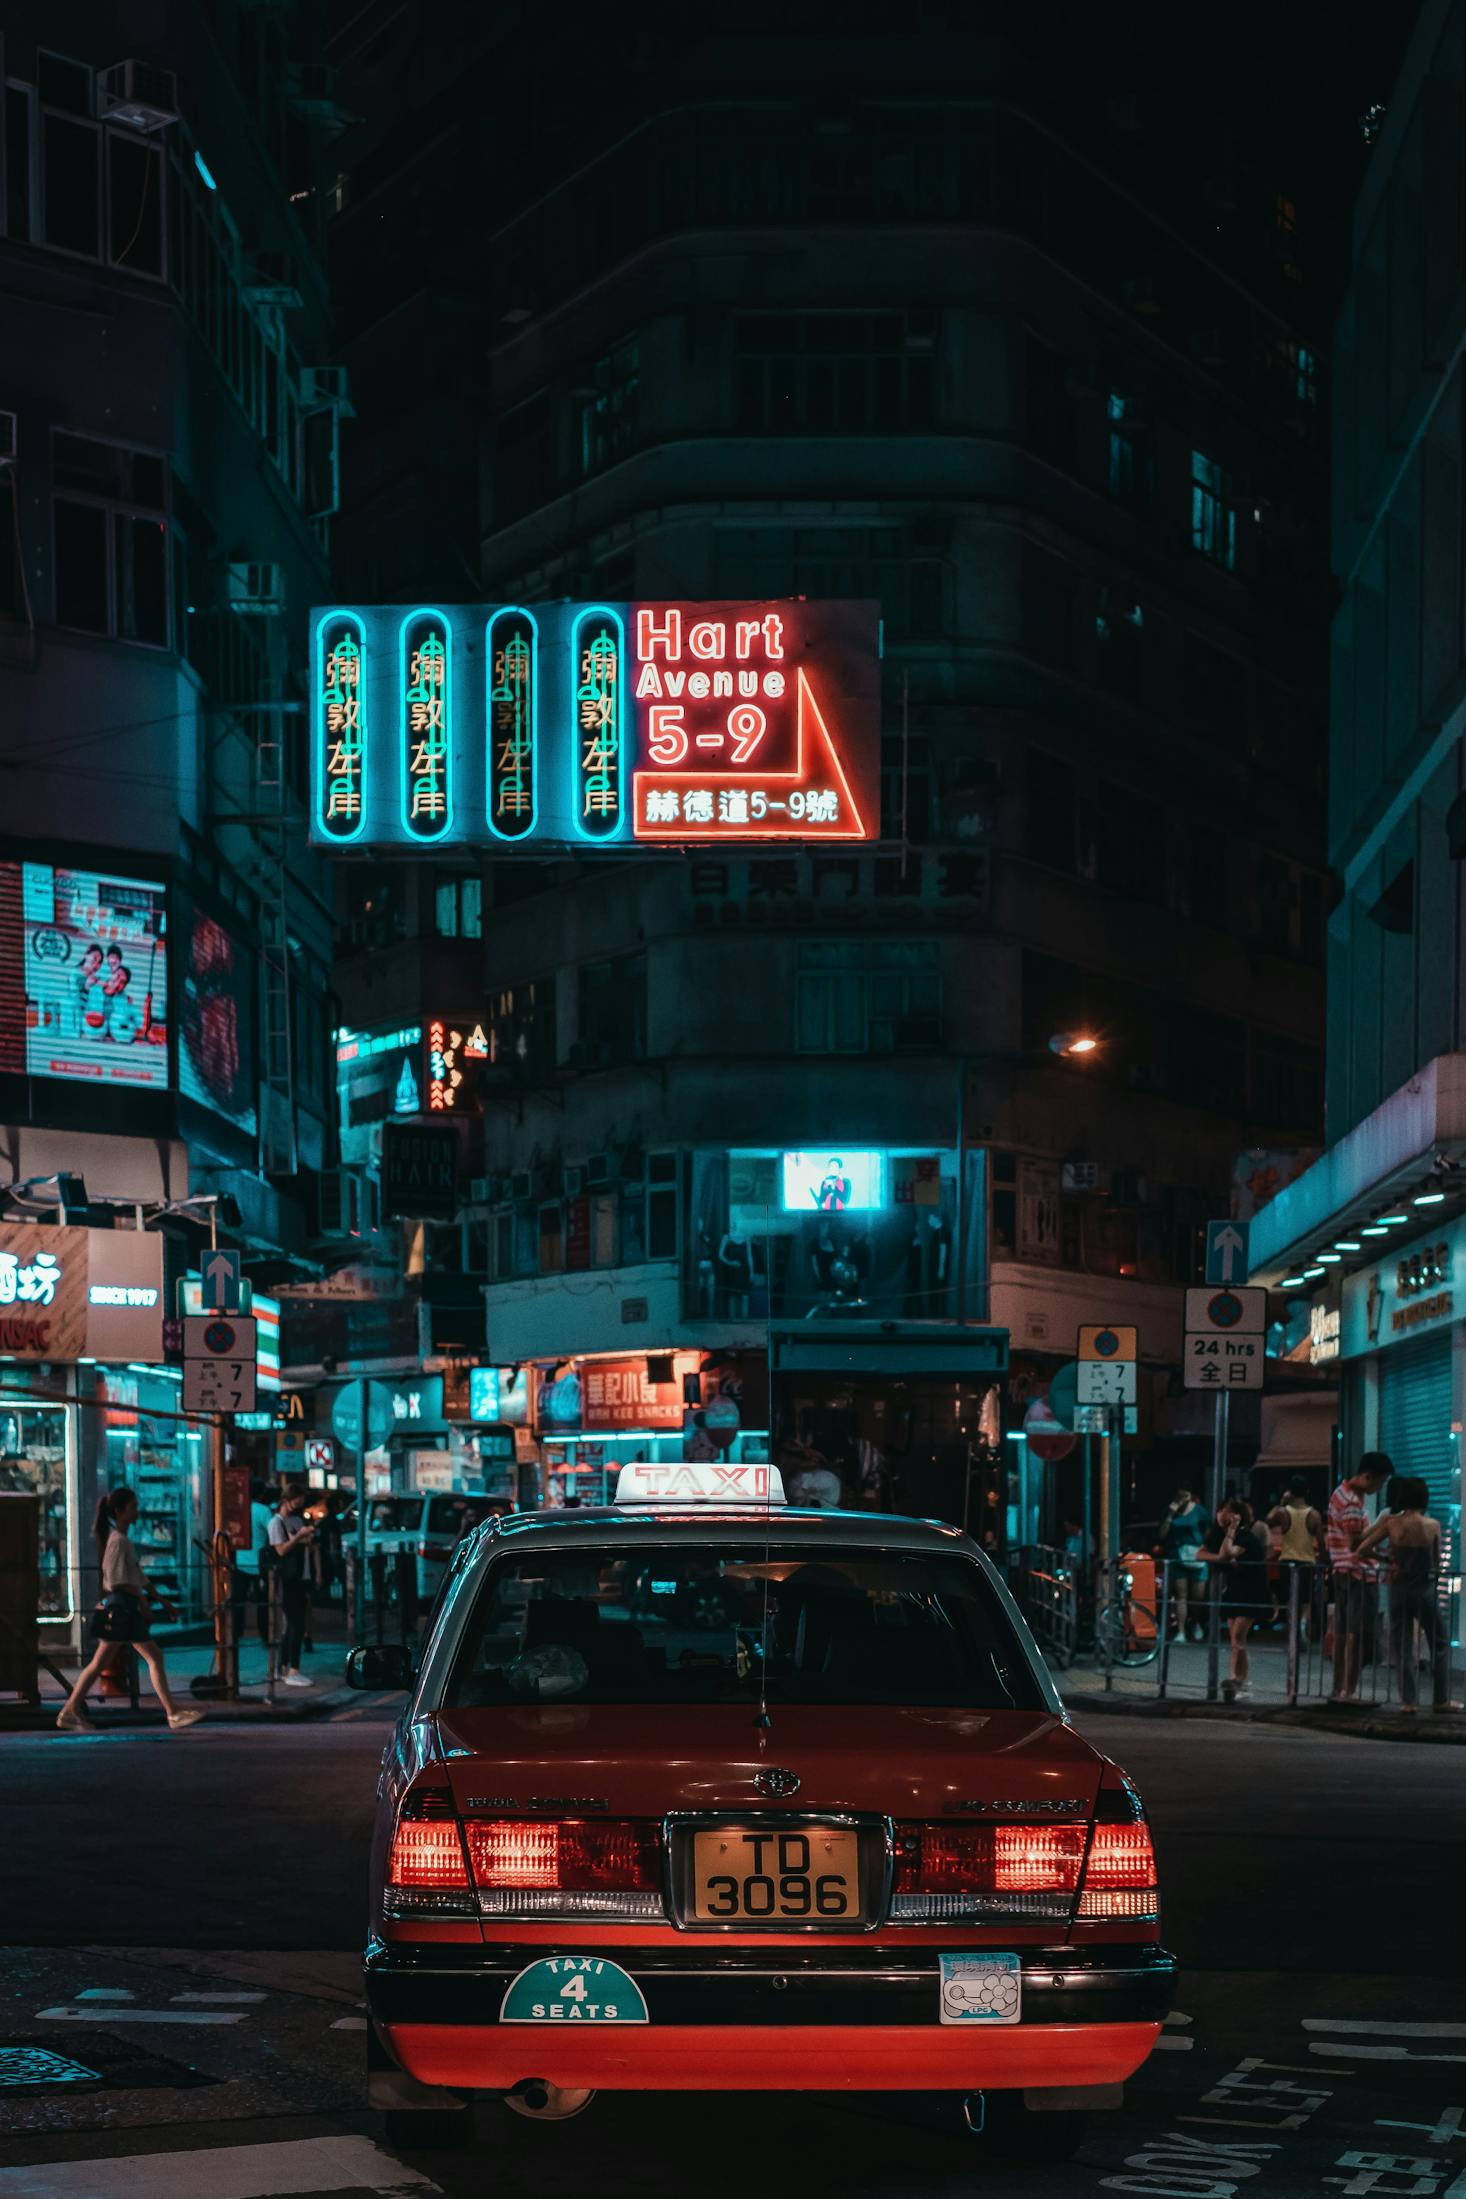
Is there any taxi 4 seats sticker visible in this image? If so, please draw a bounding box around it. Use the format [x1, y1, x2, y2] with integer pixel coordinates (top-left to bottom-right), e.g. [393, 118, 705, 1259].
[500, 1956, 649, 2025]
[939, 1952, 1022, 2025]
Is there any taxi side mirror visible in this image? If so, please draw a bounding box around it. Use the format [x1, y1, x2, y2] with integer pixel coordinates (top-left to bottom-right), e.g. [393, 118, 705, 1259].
[346, 1642, 414, 1692]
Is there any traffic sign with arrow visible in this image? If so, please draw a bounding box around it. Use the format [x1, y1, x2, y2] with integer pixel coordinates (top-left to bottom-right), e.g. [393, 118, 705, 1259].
[1204, 1221, 1250, 1286]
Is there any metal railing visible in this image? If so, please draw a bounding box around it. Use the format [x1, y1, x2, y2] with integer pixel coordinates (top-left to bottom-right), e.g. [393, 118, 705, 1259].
[1013, 1545, 1080, 1670]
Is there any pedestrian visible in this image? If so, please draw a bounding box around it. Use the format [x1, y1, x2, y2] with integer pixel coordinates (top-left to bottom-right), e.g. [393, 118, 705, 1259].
[268, 1485, 317, 1689]
[1199, 1494, 1270, 1701]
[1267, 1481, 1325, 1638]
[57, 1488, 206, 1732]
[231, 1478, 275, 1659]
[1154, 1485, 1211, 1641]
[1326, 1451, 1391, 1704]
[1356, 1476, 1453, 1715]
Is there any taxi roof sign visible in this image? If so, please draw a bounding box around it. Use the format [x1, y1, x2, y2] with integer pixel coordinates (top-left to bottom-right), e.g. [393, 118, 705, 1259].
[613, 1461, 785, 1506]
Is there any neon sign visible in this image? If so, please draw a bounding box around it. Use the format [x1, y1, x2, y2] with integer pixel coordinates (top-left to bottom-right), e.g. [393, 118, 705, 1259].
[426, 1017, 488, 1112]
[309, 600, 879, 852]
[571, 606, 625, 840]
[400, 608, 452, 839]
[315, 611, 367, 841]
[487, 607, 538, 840]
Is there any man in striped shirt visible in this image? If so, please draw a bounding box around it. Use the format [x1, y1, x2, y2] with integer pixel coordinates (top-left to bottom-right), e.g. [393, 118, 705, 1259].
[1328, 1451, 1391, 1703]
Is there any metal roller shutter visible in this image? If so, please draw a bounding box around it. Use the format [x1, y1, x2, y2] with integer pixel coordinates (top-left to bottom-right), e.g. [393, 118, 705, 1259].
[1378, 1332, 1455, 1517]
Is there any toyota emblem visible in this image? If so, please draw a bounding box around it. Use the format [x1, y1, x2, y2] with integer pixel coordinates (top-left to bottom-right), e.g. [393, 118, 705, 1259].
[754, 1766, 801, 1798]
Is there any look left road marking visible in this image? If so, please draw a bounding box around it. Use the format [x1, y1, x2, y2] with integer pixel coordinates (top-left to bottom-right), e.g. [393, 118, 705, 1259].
[171, 1991, 265, 2004]
[0, 2134, 442, 2196]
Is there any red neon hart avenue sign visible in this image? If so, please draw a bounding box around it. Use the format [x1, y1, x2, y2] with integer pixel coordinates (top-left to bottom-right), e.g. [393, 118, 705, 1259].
[630, 604, 869, 842]
[308, 598, 880, 851]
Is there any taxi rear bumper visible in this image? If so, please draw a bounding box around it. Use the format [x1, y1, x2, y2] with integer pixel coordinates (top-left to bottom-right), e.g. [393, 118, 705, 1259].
[367, 1942, 1174, 2094]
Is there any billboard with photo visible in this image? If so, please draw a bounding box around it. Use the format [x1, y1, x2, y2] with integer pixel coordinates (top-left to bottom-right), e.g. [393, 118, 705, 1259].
[0, 861, 168, 1088]
[177, 896, 258, 1137]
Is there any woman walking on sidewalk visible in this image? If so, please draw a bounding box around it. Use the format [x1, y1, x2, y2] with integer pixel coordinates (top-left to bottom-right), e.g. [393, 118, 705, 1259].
[1357, 1477, 1453, 1715]
[57, 1489, 206, 1733]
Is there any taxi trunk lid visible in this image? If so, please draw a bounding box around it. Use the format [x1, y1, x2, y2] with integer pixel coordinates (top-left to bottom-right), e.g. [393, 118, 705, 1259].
[434, 1702, 1103, 1820]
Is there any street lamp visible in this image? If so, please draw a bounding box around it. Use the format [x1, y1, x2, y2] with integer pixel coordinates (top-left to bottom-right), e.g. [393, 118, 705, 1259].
[1048, 1032, 1101, 1058]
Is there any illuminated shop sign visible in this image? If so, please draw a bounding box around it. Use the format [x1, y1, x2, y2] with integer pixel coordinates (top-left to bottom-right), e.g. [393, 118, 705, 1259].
[0, 1225, 165, 1362]
[426, 1017, 488, 1112]
[1339, 1217, 1466, 1358]
[780, 1151, 886, 1213]
[314, 612, 368, 842]
[0, 861, 168, 1090]
[309, 600, 879, 852]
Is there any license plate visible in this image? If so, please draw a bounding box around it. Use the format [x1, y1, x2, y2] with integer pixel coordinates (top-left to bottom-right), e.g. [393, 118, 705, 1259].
[691, 1825, 861, 1923]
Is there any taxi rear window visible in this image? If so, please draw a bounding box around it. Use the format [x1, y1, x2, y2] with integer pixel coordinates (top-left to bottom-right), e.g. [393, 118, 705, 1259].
[443, 1544, 1042, 1710]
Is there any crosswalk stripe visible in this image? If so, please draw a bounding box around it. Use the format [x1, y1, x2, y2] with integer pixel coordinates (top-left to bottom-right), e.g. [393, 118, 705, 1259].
[1303, 2017, 1466, 2038]
[170, 1991, 265, 2004]
[36, 2006, 245, 2027]
[1154, 2035, 1194, 2051]
[1308, 2041, 1466, 2063]
[0, 2134, 442, 2197]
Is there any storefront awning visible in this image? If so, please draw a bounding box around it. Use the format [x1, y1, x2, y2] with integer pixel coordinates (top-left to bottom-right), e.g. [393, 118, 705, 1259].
[1249, 1053, 1466, 1283]
[771, 1322, 1008, 1378]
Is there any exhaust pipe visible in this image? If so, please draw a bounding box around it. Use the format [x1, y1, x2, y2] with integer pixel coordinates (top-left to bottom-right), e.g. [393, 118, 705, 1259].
[504, 2080, 596, 2121]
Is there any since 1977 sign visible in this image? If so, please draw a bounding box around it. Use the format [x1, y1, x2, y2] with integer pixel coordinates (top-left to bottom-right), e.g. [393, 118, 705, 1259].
[311, 599, 880, 853]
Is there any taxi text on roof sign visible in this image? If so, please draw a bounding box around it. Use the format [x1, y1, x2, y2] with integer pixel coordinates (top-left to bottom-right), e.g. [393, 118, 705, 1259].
[613, 1461, 787, 1505]
[310, 600, 880, 852]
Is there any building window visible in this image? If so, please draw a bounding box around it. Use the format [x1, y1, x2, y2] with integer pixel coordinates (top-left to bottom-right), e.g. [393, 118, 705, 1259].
[578, 340, 639, 476]
[1, 464, 24, 620]
[488, 976, 557, 1079]
[5, 84, 35, 241]
[1094, 590, 1144, 702]
[1190, 450, 1237, 570]
[433, 875, 483, 939]
[712, 523, 946, 640]
[494, 392, 553, 524]
[1106, 392, 1152, 507]
[52, 432, 169, 646]
[795, 939, 942, 1054]
[734, 311, 937, 435]
[646, 1151, 679, 1260]
[577, 952, 647, 1069]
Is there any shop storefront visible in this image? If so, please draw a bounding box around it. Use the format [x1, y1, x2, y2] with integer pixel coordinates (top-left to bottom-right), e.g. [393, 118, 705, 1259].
[1338, 1218, 1464, 1537]
[0, 1222, 173, 1639]
[531, 1349, 770, 1506]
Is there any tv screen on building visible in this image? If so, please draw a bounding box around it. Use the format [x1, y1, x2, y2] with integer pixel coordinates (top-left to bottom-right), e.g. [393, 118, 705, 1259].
[0, 861, 168, 1089]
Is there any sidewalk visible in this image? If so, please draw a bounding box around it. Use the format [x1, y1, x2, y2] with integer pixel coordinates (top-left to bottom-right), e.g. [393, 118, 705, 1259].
[0, 1603, 395, 1732]
[1054, 1628, 1466, 1744]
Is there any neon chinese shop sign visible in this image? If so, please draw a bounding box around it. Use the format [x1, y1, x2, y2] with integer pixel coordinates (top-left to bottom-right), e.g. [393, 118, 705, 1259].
[309, 599, 880, 852]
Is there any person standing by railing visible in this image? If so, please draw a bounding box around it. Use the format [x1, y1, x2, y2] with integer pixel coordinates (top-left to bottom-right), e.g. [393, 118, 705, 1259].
[1268, 1482, 1325, 1641]
[1356, 1476, 1452, 1716]
[1154, 1485, 1211, 1643]
[1199, 1494, 1270, 1702]
[1326, 1453, 1391, 1704]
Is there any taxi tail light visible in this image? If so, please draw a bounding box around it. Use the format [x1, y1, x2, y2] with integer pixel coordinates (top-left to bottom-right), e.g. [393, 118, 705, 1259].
[464, 1818, 660, 1888]
[1076, 1773, 1159, 1919]
[385, 1789, 476, 1917]
[891, 1823, 1084, 1919]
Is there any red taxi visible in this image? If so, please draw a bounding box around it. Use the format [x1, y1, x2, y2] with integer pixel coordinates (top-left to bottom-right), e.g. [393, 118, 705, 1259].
[348, 1469, 1174, 2154]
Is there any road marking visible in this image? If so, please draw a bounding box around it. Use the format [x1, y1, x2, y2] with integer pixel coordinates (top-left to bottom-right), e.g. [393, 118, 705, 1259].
[330, 2015, 369, 2030]
[0, 2133, 442, 2196]
[1304, 2018, 1466, 2038]
[75, 1989, 134, 2002]
[1164, 2012, 1194, 2027]
[1309, 2041, 1466, 2063]
[171, 1991, 265, 2004]
[36, 2006, 245, 2027]
[1154, 2035, 1195, 2051]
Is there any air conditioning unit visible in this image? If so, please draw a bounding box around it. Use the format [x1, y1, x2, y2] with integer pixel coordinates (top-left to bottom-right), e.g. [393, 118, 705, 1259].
[0, 412, 16, 466]
[563, 1165, 585, 1197]
[99, 60, 179, 131]
[586, 1152, 612, 1190]
[242, 252, 303, 308]
[468, 1176, 491, 1204]
[228, 561, 285, 615]
[299, 365, 354, 415]
[510, 1170, 534, 1203]
[286, 61, 341, 118]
